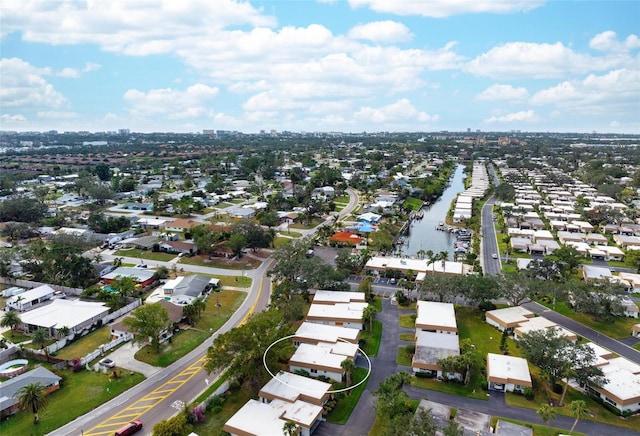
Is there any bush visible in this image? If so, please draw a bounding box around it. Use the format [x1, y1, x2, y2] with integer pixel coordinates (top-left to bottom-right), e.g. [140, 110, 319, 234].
[478, 301, 496, 311]
[395, 290, 408, 306]
[523, 387, 535, 400]
[70, 357, 82, 373]
[205, 395, 225, 414]
[405, 344, 416, 355]
[552, 383, 563, 395]
[480, 380, 488, 391]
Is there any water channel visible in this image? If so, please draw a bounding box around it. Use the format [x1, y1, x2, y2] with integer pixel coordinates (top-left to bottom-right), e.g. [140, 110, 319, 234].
[400, 164, 466, 260]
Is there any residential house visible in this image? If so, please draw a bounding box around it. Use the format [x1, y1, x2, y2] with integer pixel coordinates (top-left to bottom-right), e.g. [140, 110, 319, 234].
[159, 240, 196, 256]
[159, 274, 215, 305]
[259, 371, 331, 407]
[293, 322, 360, 346]
[412, 331, 460, 380]
[582, 265, 613, 283]
[513, 320, 577, 343]
[0, 367, 62, 418]
[305, 302, 366, 330]
[228, 206, 256, 219]
[495, 420, 533, 436]
[600, 246, 625, 261]
[613, 234, 640, 250]
[632, 324, 640, 338]
[485, 306, 535, 333]
[486, 353, 532, 393]
[288, 342, 357, 382]
[103, 267, 156, 288]
[415, 301, 457, 334]
[224, 398, 323, 436]
[586, 356, 640, 414]
[19, 299, 109, 336]
[5, 284, 56, 312]
[165, 218, 201, 233]
[311, 290, 366, 305]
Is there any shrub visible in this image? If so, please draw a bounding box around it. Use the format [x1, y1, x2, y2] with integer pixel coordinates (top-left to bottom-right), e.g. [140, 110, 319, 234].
[523, 387, 535, 400]
[206, 395, 225, 414]
[405, 344, 416, 355]
[480, 380, 488, 391]
[552, 383, 563, 395]
[478, 301, 496, 311]
[70, 357, 82, 373]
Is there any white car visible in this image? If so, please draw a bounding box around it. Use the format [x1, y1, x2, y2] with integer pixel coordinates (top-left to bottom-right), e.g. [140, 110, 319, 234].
[491, 253, 498, 259]
[98, 358, 116, 368]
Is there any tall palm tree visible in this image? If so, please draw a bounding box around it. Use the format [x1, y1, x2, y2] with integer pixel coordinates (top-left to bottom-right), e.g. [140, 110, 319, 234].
[15, 382, 49, 423]
[569, 400, 589, 434]
[57, 326, 70, 339]
[536, 404, 556, 436]
[439, 251, 449, 274]
[1, 310, 21, 337]
[282, 421, 299, 436]
[341, 358, 356, 392]
[425, 250, 434, 274]
[31, 328, 50, 357]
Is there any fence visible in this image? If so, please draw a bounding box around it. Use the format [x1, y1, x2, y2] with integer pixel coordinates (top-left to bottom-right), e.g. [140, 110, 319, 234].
[80, 332, 134, 366]
[102, 299, 141, 324]
[0, 277, 83, 296]
[0, 345, 19, 364]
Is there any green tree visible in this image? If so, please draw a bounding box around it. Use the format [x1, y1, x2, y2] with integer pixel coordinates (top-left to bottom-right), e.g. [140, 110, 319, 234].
[205, 309, 293, 388]
[536, 404, 556, 436]
[1, 310, 21, 337]
[152, 412, 193, 436]
[625, 249, 640, 273]
[358, 276, 373, 302]
[362, 305, 377, 332]
[341, 358, 356, 391]
[15, 382, 49, 423]
[374, 372, 412, 420]
[31, 328, 50, 357]
[109, 275, 137, 308]
[227, 234, 247, 258]
[124, 303, 170, 353]
[94, 163, 112, 181]
[552, 245, 582, 277]
[569, 400, 589, 434]
[282, 421, 299, 436]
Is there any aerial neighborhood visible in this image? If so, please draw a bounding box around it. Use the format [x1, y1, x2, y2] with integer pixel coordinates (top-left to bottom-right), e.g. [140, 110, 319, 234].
[0, 130, 639, 436]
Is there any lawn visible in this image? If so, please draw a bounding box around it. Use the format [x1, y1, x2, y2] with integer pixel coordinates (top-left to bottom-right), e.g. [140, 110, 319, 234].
[191, 382, 259, 435]
[399, 313, 416, 328]
[326, 367, 370, 424]
[56, 326, 111, 360]
[634, 343, 640, 351]
[195, 272, 252, 288]
[180, 254, 262, 270]
[134, 290, 245, 367]
[2, 330, 31, 344]
[278, 230, 302, 237]
[400, 333, 415, 341]
[396, 346, 413, 366]
[490, 416, 586, 436]
[0, 367, 144, 436]
[273, 236, 293, 248]
[113, 248, 175, 261]
[537, 300, 638, 339]
[402, 197, 424, 211]
[289, 218, 324, 229]
[360, 320, 382, 357]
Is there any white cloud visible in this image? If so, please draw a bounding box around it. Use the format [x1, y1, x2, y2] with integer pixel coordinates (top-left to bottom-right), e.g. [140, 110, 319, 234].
[484, 110, 537, 123]
[0, 58, 68, 109]
[348, 21, 413, 43]
[589, 31, 640, 53]
[1, 113, 27, 123]
[123, 83, 219, 119]
[475, 84, 529, 101]
[530, 69, 640, 115]
[348, 0, 544, 17]
[355, 99, 438, 124]
[37, 111, 78, 119]
[465, 41, 624, 79]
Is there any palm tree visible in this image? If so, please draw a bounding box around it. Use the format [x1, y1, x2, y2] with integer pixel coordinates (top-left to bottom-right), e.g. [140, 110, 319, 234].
[192, 296, 206, 319]
[57, 326, 70, 339]
[15, 382, 49, 423]
[93, 253, 104, 263]
[536, 404, 556, 436]
[112, 257, 123, 268]
[1, 311, 21, 337]
[425, 250, 434, 274]
[341, 358, 356, 392]
[182, 303, 197, 326]
[31, 328, 50, 357]
[282, 421, 299, 436]
[438, 251, 449, 274]
[569, 400, 589, 434]
[362, 305, 377, 332]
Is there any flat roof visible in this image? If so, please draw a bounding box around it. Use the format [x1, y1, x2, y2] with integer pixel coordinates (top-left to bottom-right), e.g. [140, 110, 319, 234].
[413, 331, 460, 367]
[6, 284, 55, 305]
[103, 266, 155, 282]
[19, 299, 109, 329]
[312, 290, 366, 304]
[294, 322, 360, 344]
[416, 301, 457, 331]
[223, 399, 288, 435]
[306, 302, 364, 322]
[365, 256, 469, 275]
[486, 306, 534, 327]
[598, 359, 640, 404]
[270, 398, 323, 428]
[289, 343, 348, 372]
[259, 372, 331, 404]
[486, 353, 532, 387]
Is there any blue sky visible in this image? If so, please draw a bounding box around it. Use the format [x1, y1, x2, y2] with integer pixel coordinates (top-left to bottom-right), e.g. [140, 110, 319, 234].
[1, 0, 638, 133]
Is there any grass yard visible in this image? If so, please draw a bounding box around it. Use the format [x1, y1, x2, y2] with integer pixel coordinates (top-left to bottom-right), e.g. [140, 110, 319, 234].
[135, 290, 245, 367]
[400, 333, 415, 341]
[113, 248, 175, 262]
[56, 327, 111, 360]
[402, 197, 424, 211]
[2, 330, 31, 344]
[289, 218, 324, 229]
[326, 367, 370, 424]
[278, 230, 303, 237]
[195, 272, 252, 288]
[180, 254, 262, 270]
[396, 346, 413, 366]
[360, 320, 382, 357]
[273, 236, 293, 248]
[0, 367, 144, 436]
[634, 343, 640, 351]
[537, 300, 638, 339]
[399, 313, 416, 328]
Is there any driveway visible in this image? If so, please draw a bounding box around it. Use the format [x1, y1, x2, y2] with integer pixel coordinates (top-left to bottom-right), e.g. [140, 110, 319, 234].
[100, 340, 160, 378]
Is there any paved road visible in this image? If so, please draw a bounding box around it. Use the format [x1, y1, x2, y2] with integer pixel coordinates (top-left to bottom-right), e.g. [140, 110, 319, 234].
[481, 196, 501, 276]
[523, 300, 640, 364]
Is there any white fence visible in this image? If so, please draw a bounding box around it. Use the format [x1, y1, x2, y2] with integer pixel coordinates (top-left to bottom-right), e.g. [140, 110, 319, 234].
[0, 345, 19, 364]
[80, 332, 134, 366]
[0, 277, 83, 296]
[102, 299, 141, 324]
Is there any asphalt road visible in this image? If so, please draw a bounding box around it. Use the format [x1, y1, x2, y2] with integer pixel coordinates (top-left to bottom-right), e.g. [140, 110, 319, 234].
[481, 196, 502, 276]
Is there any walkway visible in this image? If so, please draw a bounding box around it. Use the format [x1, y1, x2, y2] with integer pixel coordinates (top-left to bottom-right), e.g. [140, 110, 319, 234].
[315, 298, 639, 436]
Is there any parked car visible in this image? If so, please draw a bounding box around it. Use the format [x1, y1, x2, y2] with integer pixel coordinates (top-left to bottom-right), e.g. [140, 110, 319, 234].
[98, 358, 116, 368]
[491, 253, 498, 259]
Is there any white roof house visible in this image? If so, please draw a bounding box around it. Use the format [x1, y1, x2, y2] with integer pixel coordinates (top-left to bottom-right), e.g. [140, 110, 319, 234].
[365, 256, 472, 277]
[19, 299, 109, 336]
[582, 265, 613, 282]
[306, 302, 365, 330]
[415, 301, 457, 334]
[259, 371, 332, 406]
[486, 353, 532, 393]
[485, 306, 535, 332]
[6, 284, 56, 311]
[311, 290, 366, 305]
[514, 320, 577, 342]
[288, 343, 353, 382]
[293, 322, 360, 346]
[589, 357, 640, 413]
[223, 398, 323, 436]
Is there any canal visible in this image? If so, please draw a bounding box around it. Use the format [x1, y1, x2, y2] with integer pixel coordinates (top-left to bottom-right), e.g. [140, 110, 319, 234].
[400, 164, 466, 260]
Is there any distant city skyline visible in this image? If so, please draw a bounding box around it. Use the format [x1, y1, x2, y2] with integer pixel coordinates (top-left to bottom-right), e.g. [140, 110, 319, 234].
[1, 0, 638, 134]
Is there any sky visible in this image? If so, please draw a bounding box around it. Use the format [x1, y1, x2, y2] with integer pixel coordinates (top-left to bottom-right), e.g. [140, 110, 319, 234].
[0, 0, 639, 134]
